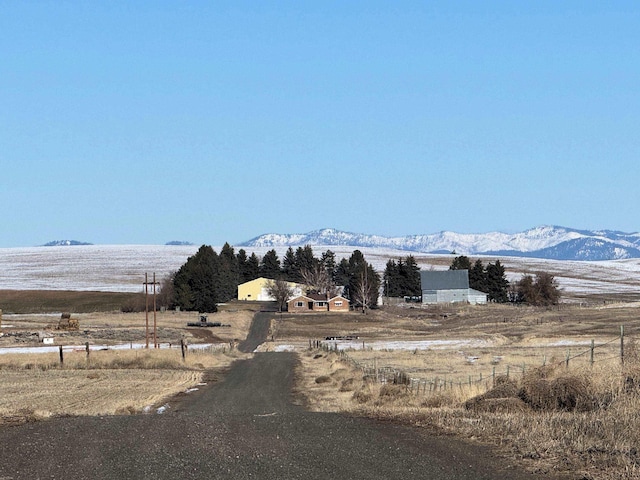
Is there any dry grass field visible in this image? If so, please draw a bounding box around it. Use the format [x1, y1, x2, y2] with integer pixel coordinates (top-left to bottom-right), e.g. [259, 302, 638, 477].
[4, 284, 640, 478]
[0, 301, 257, 426]
[288, 303, 640, 480]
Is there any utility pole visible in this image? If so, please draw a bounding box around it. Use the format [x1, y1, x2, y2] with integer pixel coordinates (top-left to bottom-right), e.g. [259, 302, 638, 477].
[145, 273, 149, 349]
[153, 272, 158, 348]
[143, 273, 161, 349]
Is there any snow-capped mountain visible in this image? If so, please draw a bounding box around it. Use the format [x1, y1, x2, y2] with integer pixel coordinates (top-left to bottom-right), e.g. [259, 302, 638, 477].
[239, 226, 640, 261]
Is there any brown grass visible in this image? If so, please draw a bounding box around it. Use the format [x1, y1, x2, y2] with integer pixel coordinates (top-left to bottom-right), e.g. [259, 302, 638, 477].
[294, 308, 640, 480]
[0, 302, 256, 427]
[1, 308, 255, 347]
[0, 348, 247, 425]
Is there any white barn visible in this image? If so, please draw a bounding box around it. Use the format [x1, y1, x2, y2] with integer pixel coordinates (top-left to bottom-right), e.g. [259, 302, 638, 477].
[420, 270, 488, 305]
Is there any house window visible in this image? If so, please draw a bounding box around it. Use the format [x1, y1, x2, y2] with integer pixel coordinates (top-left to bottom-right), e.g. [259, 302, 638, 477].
[316, 302, 326, 307]
[295, 301, 304, 307]
[334, 301, 343, 306]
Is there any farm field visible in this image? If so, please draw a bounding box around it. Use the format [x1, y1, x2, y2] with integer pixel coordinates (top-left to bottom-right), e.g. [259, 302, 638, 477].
[2, 244, 640, 302]
[2, 243, 640, 478]
[0, 304, 257, 426]
[282, 304, 640, 480]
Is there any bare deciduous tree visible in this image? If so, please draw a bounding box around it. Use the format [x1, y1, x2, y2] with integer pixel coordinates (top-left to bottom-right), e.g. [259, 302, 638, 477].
[351, 270, 374, 314]
[300, 264, 338, 297]
[265, 279, 295, 312]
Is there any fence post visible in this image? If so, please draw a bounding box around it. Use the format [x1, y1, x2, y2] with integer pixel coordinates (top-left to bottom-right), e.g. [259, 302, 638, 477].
[621, 325, 625, 365]
[373, 357, 378, 382]
[566, 350, 570, 368]
[180, 339, 186, 362]
[85, 342, 90, 360]
[59, 345, 64, 365]
[590, 339, 595, 366]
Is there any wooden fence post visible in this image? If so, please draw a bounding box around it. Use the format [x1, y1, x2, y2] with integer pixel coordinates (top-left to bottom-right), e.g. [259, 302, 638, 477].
[590, 339, 595, 366]
[59, 346, 64, 365]
[621, 325, 625, 365]
[85, 342, 90, 360]
[180, 339, 186, 362]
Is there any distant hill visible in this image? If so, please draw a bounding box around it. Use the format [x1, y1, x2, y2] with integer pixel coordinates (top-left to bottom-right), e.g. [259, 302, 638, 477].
[165, 241, 194, 246]
[239, 226, 640, 261]
[42, 240, 93, 247]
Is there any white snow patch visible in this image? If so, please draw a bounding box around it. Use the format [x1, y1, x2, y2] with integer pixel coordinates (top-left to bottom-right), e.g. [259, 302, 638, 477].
[543, 340, 594, 347]
[273, 344, 297, 352]
[0, 342, 219, 355]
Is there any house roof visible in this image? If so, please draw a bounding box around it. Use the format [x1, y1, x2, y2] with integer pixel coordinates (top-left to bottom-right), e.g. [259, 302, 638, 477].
[420, 270, 469, 290]
[288, 295, 313, 302]
[307, 293, 329, 301]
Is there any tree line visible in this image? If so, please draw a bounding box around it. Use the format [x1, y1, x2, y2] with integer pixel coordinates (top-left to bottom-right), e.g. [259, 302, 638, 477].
[382, 253, 561, 306]
[159, 245, 561, 312]
[383, 255, 421, 298]
[449, 255, 561, 306]
[163, 243, 381, 313]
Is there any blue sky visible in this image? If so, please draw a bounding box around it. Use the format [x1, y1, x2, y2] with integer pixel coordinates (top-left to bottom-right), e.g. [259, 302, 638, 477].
[2, 1, 639, 247]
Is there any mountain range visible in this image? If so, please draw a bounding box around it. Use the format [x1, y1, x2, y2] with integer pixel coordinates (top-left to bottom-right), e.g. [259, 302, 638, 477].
[238, 226, 640, 261]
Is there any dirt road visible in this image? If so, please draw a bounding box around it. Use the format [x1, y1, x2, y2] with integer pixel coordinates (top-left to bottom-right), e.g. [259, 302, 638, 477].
[0, 312, 556, 479]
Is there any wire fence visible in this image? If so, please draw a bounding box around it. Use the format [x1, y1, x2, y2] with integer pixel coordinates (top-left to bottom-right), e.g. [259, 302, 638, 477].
[311, 325, 635, 396]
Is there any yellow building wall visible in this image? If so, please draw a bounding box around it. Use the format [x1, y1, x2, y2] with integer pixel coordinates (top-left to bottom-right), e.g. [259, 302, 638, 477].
[237, 277, 271, 301]
[237, 278, 303, 301]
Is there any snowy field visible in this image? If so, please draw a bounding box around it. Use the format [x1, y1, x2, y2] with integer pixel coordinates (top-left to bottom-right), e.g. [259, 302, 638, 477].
[0, 244, 639, 298]
[271, 338, 492, 353]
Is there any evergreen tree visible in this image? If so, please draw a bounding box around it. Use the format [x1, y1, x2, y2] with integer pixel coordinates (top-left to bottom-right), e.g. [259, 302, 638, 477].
[246, 253, 260, 281]
[485, 260, 509, 303]
[404, 255, 421, 296]
[172, 245, 219, 312]
[282, 247, 297, 282]
[217, 243, 239, 302]
[259, 249, 281, 279]
[396, 258, 408, 295]
[383, 255, 421, 298]
[236, 249, 249, 284]
[294, 245, 316, 282]
[469, 259, 487, 292]
[383, 259, 398, 297]
[321, 250, 337, 282]
[334, 258, 351, 293]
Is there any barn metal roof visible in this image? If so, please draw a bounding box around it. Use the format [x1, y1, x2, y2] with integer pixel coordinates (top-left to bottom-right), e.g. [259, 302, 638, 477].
[420, 269, 469, 290]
